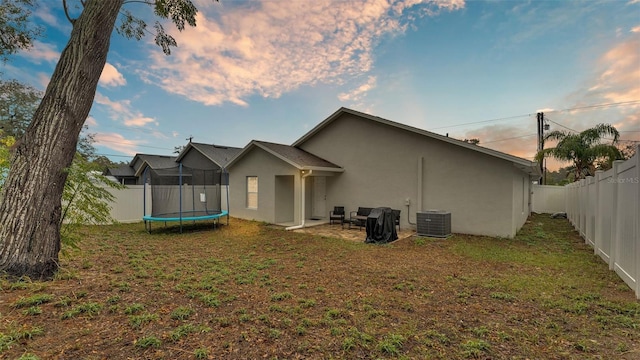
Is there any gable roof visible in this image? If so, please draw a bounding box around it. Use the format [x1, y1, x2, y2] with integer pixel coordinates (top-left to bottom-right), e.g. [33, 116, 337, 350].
[226, 140, 343, 172]
[175, 142, 242, 168]
[292, 107, 540, 176]
[104, 165, 136, 178]
[130, 154, 178, 177]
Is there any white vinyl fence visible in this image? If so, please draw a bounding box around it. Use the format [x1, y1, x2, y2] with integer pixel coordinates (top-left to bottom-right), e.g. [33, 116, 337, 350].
[531, 185, 566, 214]
[565, 146, 640, 299]
[104, 185, 230, 223]
[106, 185, 150, 223]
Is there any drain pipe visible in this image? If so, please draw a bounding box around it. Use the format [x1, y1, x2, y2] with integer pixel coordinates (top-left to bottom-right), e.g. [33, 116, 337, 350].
[408, 157, 423, 225]
[286, 169, 313, 230]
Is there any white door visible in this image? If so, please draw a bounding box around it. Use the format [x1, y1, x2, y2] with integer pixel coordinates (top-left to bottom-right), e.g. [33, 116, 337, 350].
[312, 176, 326, 218]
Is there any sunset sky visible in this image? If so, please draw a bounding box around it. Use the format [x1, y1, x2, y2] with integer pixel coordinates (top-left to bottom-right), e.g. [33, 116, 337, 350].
[5, 0, 640, 168]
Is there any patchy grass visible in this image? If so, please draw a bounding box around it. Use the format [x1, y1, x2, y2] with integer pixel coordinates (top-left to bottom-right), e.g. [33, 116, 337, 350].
[0, 214, 638, 359]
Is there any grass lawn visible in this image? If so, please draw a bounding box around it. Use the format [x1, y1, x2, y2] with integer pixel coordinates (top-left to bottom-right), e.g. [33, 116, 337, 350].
[0, 213, 638, 359]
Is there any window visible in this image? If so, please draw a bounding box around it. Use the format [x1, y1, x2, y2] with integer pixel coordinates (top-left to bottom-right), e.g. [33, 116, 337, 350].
[247, 176, 258, 209]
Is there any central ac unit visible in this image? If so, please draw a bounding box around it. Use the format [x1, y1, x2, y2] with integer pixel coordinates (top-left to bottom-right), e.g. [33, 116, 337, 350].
[417, 211, 451, 238]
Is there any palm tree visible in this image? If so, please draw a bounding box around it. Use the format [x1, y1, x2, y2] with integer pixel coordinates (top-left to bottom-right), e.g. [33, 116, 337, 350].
[535, 123, 622, 181]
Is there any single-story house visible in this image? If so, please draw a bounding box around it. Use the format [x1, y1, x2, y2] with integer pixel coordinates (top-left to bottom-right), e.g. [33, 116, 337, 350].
[105, 154, 177, 185]
[226, 107, 540, 238]
[175, 142, 242, 185]
[106, 142, 242, 186]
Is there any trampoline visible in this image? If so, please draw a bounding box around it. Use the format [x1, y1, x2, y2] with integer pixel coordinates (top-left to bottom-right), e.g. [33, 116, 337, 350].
[143, 210, 229, 232]
[142, 163, 230, 233]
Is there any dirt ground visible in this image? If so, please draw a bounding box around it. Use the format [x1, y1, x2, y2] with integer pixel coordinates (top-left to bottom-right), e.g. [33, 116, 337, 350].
[0, 214, 638, 359]
[291, 222, 415, 242]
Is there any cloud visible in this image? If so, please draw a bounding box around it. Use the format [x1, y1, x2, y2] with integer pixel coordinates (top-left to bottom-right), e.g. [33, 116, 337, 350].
[338, 76, 377, 102]
[560, 29, 640, 149]
[99, 63, 127, 87]
[140, 0, 465, 106]
[84, 116, 98, 127]
[94, 93, 159, 128]
[19, 40, 59, 64]
[33, 3, 69, 33]
[459, 124, 537, 160]
[93, 132, 144, 156]
[125, 116, 156, 127]
[632, 25, 640, 33]
[590, 34, 640, 104]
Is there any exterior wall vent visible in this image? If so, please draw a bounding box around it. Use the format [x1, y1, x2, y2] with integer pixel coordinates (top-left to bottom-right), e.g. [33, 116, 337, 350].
[416, 211, 451, 238]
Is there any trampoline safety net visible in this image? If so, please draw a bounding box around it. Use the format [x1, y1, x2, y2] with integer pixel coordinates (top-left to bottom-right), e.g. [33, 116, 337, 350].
[147, 166, 222, 219]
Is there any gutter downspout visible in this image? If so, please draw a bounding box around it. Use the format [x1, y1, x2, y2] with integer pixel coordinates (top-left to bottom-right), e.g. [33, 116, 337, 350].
[408, 157, 423, 225]
[286, 169, 313, 230]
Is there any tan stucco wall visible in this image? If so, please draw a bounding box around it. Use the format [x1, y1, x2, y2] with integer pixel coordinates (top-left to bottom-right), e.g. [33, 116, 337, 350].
[181, 149, 218, 170]
[298, 113, 528, 237]
[511, 170, 531, 237]
[229, 147, 300, 224]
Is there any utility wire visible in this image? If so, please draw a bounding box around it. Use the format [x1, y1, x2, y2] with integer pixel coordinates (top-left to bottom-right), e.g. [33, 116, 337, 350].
[95, 139, 174, 151]
[428, 100, 640, 131]
[545, 100, 640, 114]
[428, 114, 532, 130]
[481, 133, 536, 144]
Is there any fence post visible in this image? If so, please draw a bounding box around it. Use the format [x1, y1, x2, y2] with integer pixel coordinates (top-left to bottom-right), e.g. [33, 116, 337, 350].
[635, 145, 640, 299]
[610, 160, 623, 271]
[580, 178, 587, 241]
[594, 171, 603, 255]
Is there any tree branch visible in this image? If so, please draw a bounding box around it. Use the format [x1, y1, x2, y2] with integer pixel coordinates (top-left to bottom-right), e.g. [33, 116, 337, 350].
[62, 0, 75, 25]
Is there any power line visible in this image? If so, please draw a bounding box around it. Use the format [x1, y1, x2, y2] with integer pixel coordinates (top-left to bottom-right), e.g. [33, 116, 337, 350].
[428, 100, 640, 131]
[481, 133, 536, 144]
[428, 114, 533, 130]
[94, 153, 134, 158]
[94, 139, 174, 151]
[546, 119, 578, 133]
[545, 100, 640, 114]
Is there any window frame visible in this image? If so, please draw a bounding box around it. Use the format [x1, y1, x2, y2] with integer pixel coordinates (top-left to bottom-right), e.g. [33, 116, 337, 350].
[247, 176, 258, 209]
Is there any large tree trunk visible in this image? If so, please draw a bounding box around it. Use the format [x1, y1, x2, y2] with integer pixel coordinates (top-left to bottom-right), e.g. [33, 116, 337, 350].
[0, 0, 123, 279]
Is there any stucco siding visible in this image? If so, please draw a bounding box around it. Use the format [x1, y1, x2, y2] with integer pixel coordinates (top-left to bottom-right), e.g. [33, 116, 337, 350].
[298, 113, 522, 237]
[181, 148, 220, 170]
[511, 170, 531, 237]
[229, 147, 300, 224]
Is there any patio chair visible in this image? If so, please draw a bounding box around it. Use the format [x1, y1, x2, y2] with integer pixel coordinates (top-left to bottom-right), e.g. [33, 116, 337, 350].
[329, 206, 345, 228]
[349, 207, 373, 230]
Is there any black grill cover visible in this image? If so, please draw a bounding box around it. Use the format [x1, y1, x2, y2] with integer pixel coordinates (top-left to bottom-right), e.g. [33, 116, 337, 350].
[365, 207, 398, 244]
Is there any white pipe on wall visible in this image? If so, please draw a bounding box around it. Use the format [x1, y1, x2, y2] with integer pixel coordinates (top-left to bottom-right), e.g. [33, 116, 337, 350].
[418, 156, 423, 212]
[286, 169, 313, 230]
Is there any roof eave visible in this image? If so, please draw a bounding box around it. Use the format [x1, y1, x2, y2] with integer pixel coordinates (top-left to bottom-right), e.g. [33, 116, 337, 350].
[301, 166, 344, 172]
[293, 107, 537, 171]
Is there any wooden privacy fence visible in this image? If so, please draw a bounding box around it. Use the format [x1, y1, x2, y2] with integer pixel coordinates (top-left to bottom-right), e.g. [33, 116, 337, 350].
[565, 145, 639, 299]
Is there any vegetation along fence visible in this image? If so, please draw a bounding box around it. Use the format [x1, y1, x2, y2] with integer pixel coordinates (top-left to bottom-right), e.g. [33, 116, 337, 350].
[565, 145, 639, 299]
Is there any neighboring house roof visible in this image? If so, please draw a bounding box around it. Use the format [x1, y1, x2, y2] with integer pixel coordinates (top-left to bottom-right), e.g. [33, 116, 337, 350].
[226, 140, 343, 172]
[292, 107, 541, 176]
[130, 154, 178, 177]
[105, 165, 136, 177]
[175, 142, 243, 168]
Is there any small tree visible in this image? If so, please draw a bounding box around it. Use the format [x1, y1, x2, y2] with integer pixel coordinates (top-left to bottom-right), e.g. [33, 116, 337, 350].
[0, 0, 42, 61]
[0, 79, 42, 139]
[535, 124, 622, 181]
[60, 152, 124, 250]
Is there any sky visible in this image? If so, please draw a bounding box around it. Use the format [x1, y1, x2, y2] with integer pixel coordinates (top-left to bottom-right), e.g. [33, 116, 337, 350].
[4, 0, 640, 169]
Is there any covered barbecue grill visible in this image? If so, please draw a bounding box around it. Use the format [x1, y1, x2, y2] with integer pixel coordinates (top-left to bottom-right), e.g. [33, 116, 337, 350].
[365, 207, 398, 244]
